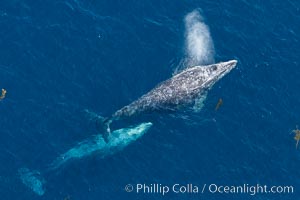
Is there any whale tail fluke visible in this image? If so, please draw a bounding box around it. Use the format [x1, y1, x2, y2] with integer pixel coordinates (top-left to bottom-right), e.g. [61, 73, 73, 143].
[84, 109, 112, 141]
[18, 168, 46, 196]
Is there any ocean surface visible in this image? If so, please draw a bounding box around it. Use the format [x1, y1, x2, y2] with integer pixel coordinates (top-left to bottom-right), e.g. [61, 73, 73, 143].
[0, 0, 300, 199]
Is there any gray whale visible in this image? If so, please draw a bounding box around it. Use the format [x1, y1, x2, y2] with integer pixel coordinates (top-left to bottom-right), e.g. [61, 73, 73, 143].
[100, 60, 237, 133]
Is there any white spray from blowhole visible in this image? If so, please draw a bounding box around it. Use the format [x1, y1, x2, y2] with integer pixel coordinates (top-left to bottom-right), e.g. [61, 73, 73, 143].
[175, 10, 215, 74]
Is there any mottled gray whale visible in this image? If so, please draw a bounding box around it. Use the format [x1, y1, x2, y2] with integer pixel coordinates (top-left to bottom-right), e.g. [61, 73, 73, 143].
[100, 60, 237, 134]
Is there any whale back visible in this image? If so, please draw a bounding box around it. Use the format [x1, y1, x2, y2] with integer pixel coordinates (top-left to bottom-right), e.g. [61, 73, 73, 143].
[113, 60, 237, 119]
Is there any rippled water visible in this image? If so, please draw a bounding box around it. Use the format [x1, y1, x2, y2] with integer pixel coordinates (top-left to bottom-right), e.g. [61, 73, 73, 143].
[0, 0, 299, 199]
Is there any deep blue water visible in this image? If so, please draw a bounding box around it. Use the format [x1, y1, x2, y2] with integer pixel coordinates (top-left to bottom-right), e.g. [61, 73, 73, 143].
[1, 0, 300, 199]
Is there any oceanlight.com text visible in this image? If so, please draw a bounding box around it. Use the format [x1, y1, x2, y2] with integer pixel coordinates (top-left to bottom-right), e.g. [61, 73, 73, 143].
[124, 183, 294, 196]
[207, 184, 294, 195]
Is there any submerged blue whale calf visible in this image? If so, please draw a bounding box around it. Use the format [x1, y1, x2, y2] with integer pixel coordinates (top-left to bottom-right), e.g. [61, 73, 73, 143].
[100, 60, 237, 133]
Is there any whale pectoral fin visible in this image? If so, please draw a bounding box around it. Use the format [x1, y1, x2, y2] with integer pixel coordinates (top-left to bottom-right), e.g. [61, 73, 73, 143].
[96, 118, 113, 143]
[84, 109, 111, 142]
[192, 92, 207, 112]
[102, 121, 113, 143]
[84, 109, 104, 123]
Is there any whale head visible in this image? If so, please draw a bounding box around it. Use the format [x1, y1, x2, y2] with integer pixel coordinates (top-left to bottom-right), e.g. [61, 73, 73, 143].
[193, 60, 237, 88]
[108, 122, 153, 146]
